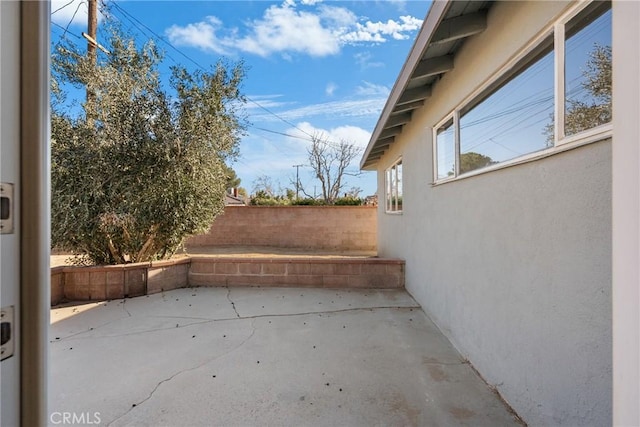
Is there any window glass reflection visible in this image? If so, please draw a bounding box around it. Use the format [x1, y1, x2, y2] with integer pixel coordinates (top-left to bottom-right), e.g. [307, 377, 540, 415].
[565, 3, 612, 136]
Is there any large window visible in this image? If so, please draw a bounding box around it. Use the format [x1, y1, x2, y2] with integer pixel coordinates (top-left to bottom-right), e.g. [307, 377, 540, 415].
[433, 1, 611, 182]
[385, 158, 402, 213]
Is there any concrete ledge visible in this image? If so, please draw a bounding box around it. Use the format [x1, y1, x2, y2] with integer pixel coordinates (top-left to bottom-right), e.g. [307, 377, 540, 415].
[51, 256, 404, 305]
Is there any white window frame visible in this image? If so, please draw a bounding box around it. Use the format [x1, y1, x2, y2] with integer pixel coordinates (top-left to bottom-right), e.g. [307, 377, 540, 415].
[385, 157, 403, 214]
[432, 0, 612, 185]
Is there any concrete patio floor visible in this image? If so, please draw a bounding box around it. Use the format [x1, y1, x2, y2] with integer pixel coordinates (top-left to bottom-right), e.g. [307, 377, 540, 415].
[50, 287, 523, 426]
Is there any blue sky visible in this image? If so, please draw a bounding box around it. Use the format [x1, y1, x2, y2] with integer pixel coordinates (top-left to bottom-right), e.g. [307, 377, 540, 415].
[51, 0, 430, 197]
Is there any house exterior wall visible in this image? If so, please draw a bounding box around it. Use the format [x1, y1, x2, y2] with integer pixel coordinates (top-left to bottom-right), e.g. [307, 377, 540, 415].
[376, 1, 611, 425]
[612, 1, 640, 425]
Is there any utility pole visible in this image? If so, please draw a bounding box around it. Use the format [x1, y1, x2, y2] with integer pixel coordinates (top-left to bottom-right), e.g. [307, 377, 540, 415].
[87, 0, 98, 64]
[86, 0, 98, 124]
[292, 164, 304, 199]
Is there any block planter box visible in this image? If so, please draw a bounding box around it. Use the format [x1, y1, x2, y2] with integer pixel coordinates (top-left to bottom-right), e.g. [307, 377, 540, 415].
[51, 256, 404, 306]
[51, 258, 190, 305]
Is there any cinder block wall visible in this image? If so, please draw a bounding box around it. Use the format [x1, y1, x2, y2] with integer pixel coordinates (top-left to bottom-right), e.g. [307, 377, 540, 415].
[186, 206, 377, 251]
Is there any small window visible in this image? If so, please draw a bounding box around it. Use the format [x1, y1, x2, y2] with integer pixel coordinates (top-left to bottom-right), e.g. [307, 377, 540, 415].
[385, 158, 402, 213]
[435, 118, 455, 179]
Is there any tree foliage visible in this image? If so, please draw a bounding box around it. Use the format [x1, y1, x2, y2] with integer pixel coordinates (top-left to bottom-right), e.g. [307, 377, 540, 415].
[545, 43, 611, 144]
[51, 24, 246, 265]
[459, 152, 496, 174]
[565, 44, 611, 136]
[249, 175, 297, 205]
[306, 133, 361, 204]
[222, 163, 241, 191]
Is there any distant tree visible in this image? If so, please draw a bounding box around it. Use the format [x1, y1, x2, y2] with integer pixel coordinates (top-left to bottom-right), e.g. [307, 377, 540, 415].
[334, 196, 363, 206]
[51, 22, 246, 265]
[545, 43, 612, 144]
[345, 186, 363, 198]
[252, 175, 277, 197]
[451, 152, 496, 175]
[223, 163, 242, 191]
[306, 133, 361, 204]
[237, 187, 248, 198]
[285, 188, 296, 201]
[249, 175, 295, 205]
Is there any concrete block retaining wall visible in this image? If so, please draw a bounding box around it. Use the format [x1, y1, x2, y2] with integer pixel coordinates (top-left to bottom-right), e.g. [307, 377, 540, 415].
[188, 257, 404, 289]
[51, 256, 404, 306]
[185, 206, 377, 251]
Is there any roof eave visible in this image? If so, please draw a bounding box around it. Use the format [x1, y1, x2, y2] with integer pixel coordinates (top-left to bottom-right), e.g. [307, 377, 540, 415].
[360, 0, 451, 170]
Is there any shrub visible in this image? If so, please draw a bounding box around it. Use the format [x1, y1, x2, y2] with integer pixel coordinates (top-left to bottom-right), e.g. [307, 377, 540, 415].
[333, 196, 363, 206]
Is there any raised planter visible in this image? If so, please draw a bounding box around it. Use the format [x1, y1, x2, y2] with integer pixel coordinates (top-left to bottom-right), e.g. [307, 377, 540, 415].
[51, 256, 404, 306]
[51, 258, 190, 305]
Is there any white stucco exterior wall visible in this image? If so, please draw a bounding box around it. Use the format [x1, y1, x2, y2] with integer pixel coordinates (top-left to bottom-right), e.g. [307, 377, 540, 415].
[612, 1, 640, 425]
[376, 2, 612, 425]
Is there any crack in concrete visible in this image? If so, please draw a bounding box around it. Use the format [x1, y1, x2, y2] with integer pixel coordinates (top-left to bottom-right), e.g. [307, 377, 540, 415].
[54, 305, 421, 341]
[106, 319, 257, 427]
[233, 305, 422, 321]
[121, 299, 132, 317]
[422, 360, 468, 366]
[225, 287, 241, 318]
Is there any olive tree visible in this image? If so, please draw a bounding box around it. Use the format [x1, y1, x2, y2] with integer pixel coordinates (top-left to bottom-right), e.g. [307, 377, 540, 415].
[51, 24, 246, 264]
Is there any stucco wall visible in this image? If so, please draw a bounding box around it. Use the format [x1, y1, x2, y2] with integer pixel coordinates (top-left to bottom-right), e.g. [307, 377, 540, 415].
[612, 1, 640, 424]
[186, 206, 377, 252]
[375, 1, 611, 425]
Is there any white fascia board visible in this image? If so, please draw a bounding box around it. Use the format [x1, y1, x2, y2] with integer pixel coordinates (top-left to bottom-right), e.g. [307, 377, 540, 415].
[360, 0, 451, 169]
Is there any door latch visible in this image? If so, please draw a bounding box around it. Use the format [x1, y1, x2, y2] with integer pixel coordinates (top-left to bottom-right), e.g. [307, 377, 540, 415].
[1, 306, 14, 361]
[0, 183, 14, 234]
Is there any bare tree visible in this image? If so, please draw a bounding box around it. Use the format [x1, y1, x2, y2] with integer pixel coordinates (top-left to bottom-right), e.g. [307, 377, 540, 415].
[252, 175, 277, 197]
[307, 133, 362, 204]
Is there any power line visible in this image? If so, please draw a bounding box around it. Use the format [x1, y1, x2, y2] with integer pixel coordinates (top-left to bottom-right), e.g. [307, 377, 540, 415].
[108, 1, 337, 146]
[53, 2, 361, 182]
[51, 0, 76, 15]
[61, 0, 85, 39]
[51, 22, 82, 39]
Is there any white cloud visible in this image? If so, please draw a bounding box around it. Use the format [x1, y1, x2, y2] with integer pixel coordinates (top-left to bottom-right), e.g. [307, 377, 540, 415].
[233, 3, 341, 57]
[51, 0, 105, 28]
[165, 16, 229, 55]
[386, 0, 408, 13]
[248, 82, 388, 123]
[325, 82, 338, 96]
[354, 52, 385, 70]
[341, 15, 423, 44]
[245, 94, 294, 110]
[287, 122, 371, 148]
[355, 81, 390, 97]
[165, 2, 423, 58]
[251, 97, 386, 123]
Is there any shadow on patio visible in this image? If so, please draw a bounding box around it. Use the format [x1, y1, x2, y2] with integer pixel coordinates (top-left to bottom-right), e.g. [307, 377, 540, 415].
[50, 286, 523, 426]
